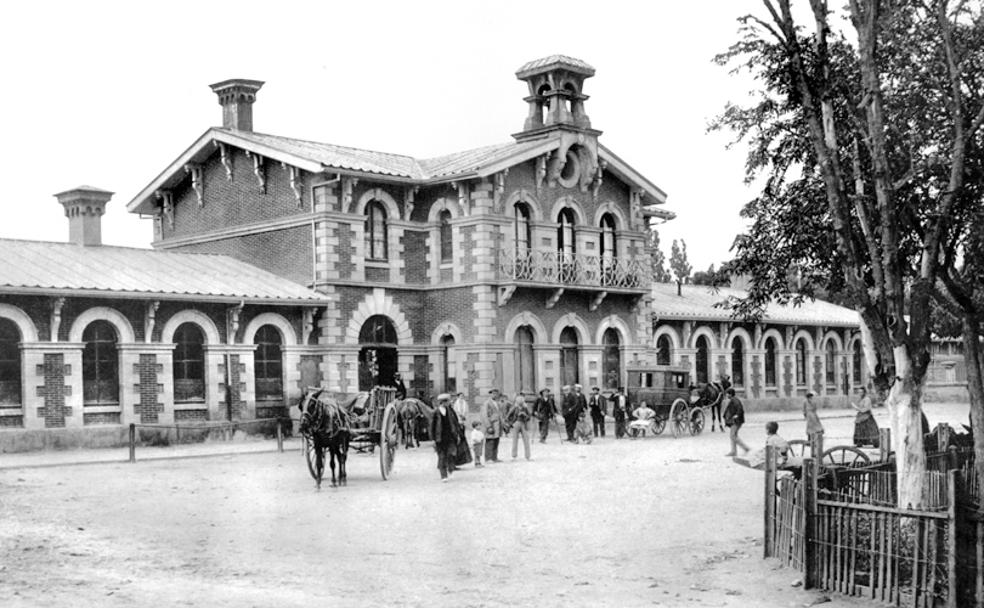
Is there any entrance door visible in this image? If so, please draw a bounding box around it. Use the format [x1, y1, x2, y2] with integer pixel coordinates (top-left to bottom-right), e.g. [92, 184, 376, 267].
[358, 315, 398, 391]
[560, 326, 579, 387]
[602, 328, 621, 391]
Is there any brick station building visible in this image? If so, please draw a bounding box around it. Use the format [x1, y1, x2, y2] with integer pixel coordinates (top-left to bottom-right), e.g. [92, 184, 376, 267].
[0, 55, 675, 447]
[123, 55, 673, 408]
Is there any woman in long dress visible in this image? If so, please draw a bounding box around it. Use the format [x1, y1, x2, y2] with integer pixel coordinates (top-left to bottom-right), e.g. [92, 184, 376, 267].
[851, 387, 880, 447]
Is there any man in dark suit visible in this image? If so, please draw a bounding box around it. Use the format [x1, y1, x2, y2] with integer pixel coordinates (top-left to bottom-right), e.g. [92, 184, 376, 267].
[560, 385, 578, 442]
[533, 388, 557, 443]
[392, 372, 407, 400]
[588, 386, 606, 437]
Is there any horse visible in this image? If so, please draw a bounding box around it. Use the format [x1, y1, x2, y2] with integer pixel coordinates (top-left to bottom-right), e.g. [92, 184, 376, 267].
[298, 389, 351, 489]
[397, 398, 434, 448]
[689, 375, 732, 432]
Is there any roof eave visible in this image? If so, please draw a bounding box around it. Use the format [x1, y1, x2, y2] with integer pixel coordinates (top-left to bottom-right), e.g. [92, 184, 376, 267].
[0, 285, 328, 307]
[598, 144, 668, 205]
[126, 128, 327, 215]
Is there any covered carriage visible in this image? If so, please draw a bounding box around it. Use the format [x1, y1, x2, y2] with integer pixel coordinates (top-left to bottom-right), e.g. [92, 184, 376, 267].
[625, 365, 707, 437]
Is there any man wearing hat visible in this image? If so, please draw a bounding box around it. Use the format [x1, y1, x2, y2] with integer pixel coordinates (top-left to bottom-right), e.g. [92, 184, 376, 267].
[481, 388, 504, 462]
[560, 385, 578, 442]
[589, 386, 606, 438]
[533, 388, 557, 443]
[392, 372, 407, 400]
[429, 393, 460, 481]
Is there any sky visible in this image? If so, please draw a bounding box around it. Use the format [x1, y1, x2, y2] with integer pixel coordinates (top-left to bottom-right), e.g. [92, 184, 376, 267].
[0, 0, 767, 272]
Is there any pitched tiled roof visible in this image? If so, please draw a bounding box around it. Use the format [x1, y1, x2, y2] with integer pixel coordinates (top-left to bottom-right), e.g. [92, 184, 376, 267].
[230, 130, 553, 181]
[0, 239, 327, 304]
[651, 283, 859, 327]
[516, 55, 595, 77]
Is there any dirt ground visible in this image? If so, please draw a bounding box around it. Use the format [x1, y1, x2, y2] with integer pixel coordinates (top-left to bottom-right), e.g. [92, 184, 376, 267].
[0, 403, 969, 608]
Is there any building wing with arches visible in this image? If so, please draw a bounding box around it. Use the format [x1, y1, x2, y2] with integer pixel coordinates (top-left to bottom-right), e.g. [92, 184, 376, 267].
[649, 283, 866, 408]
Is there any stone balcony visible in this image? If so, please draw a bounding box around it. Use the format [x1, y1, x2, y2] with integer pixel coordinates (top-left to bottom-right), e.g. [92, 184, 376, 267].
[496, 248, 650, 309]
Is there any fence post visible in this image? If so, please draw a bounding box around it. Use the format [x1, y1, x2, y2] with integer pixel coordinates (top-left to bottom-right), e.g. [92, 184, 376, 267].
[764, 444, 776, 558]
[802, 457, 819, 590]
[879, 427, 891, 462]
[276, 419, 284, 453]
[128, 423, 136, 463]
[810, 432, 824, 479]
[947, 469, 959, 608]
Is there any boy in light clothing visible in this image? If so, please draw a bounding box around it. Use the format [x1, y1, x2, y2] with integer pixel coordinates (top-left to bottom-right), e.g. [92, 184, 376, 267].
[469, 421, 485, 467]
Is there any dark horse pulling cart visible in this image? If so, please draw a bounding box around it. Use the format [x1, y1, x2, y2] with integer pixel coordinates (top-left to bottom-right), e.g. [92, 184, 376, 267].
[624, 365, 732, 437]
[298, 386, 400, 488]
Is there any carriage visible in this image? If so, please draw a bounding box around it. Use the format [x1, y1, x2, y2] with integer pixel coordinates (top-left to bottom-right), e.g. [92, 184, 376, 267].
[625, 365, 707, 438]
[300, 386, 401, 485]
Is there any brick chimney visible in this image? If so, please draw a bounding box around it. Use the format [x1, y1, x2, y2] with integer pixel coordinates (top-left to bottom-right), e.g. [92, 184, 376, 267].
[55, 186, 114, 247]
[209, 79, 264, 131]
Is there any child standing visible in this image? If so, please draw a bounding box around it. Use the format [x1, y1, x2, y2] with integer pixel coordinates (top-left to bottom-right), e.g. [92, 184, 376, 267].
[470, 421, 485, 467]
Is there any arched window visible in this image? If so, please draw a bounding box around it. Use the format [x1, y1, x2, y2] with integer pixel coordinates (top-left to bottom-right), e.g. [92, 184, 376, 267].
[825, 340, 837, 385]
[600, 213, 617, 261]
[560, 326, 579, 386]
[695, 335, 711, 384]
[765, 338, 778, 387]
[82, 321, 119, 405]
[514, 203, 532, 252]
[656, 335, 672, 366]
[795, 339, 808, 386]
[438, 210, 452, 263]
[731, 339, 744, 387]
[515, 326, 536, 394]
[557, 208, 576, 255]
[441, 334, 456, 393]
[254, 325, 283, 401]
[603, 328, 621, 390]
[852, 341, 863, 384]
[0, 318, 21, 405]
[365, 200, 388, 260]
[173, 323, 205, 402]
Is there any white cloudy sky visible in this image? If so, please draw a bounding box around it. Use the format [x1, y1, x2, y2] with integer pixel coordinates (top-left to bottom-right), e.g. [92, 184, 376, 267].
[0, 0, 768, 272]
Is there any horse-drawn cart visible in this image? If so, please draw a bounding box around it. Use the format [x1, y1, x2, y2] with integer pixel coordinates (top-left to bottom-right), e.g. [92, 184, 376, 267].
[299, 386, 400, 487]
[625, 365, 707, 437]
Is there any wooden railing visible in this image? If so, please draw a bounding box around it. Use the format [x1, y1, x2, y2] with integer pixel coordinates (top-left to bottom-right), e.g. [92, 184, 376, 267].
[497, 248, 649, 290]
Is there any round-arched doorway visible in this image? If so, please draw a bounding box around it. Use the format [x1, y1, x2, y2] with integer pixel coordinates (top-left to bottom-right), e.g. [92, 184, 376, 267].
[359, 315, 398, 391]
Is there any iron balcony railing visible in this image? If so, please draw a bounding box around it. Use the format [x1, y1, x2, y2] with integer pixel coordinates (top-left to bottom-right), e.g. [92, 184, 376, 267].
[498, 249, 650, 290]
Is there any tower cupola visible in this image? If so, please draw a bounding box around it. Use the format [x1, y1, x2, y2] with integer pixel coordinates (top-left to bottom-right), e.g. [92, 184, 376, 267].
[514, 55, 597, 139]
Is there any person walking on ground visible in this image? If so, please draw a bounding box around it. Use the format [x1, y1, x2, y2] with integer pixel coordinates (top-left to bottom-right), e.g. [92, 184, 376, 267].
[469, 421, 485, 467]
[589, 386, 606, 438]
[481, 388, 504, 463]
[507, 391, 533, 460]
[533, 388, 556, 443]
[851, 387, 879, 447]
[723, 388, 750, 456]
[429, 393, 460, 482]
[561, 385, 578, 442]
[610, 387, 628, 438]
[803, 391, 824, 441]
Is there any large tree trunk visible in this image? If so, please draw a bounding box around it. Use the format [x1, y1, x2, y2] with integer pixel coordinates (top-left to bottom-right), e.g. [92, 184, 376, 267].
[886, 345, 928, 508]
[962, 315, 984, 509]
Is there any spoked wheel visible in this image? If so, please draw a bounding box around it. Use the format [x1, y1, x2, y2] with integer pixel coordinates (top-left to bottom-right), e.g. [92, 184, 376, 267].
[822, 445, 871, 468]
[787, 439, 809, 458]
[652, 416, 666, 435]
[670, 399, 690, 438]
[379, 402, 399, 480]
[690, 408, 705, 436]
[303, 434, 324, 487]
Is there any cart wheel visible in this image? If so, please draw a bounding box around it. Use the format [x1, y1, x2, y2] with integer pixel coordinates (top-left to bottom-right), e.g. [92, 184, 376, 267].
[670, 399, 689, 438]
[690, 408, 705, 436]
[379, 402, 399, 480]
[822, 445, 870, 467]
[787, 439, 809, 458]
[303, 434, 324, 487]
[652, 416, 666, 435]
